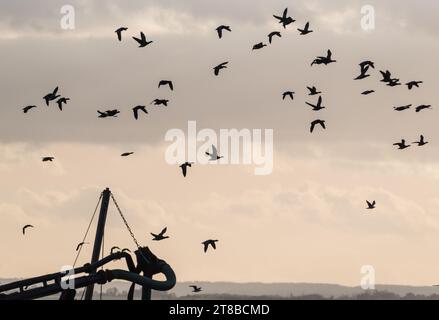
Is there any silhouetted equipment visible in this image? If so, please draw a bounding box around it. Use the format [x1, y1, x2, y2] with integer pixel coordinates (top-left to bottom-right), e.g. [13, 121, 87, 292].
[84, 188, 111, 300]
[0, 188, 176, 300]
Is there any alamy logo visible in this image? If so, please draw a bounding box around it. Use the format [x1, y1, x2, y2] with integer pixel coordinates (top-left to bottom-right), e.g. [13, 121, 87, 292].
[60, 265, 75, 290]
[60, 5, 75, 30]
[361, 5, 375, 31]
[165, 121, 274, 175]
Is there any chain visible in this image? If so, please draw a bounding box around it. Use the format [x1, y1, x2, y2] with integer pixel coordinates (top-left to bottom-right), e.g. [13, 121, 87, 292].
[110, 193, 142, 249]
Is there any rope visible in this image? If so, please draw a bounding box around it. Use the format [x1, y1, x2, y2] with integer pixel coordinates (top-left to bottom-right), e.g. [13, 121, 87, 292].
[72, 192, 103, 268]
[72, 191, 103, 300]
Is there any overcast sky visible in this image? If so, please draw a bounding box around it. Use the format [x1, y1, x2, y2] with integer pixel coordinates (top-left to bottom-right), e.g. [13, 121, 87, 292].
[1, 1, 439, 288]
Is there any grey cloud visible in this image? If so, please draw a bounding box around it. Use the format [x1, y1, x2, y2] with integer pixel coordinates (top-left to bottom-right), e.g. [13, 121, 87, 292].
[0, 1, 437, 37]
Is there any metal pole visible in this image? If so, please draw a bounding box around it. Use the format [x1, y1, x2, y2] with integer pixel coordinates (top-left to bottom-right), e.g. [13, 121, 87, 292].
[84, 188, 111, 300]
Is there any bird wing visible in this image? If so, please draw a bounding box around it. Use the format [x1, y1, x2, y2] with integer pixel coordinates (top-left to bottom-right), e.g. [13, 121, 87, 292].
[116, 30, 122, 41]
[132, 36, 142, 44]
[211, 145, 218, 158]
[180, 164, 187, 177]
[76, 243, 83, 251]
[282, 8, 288, 19]
[217, 28, 222, 39]
[133, 33, 145, 45]
[204, 243, 209, 252]
[133, 107, 139, 120]
[317, 96, 322, 106]
[169, 82, 174, 91]
[321, 121, 326, 129]
[22, 225, 32, 234]
[305, 22, 310, 30]
[327, 50, 332, 59]
[366, 200, 372, 207]
[360, 65, 370, 74]
[310, 122, 316, 133]
[160, 227, 167, 236]
[306, 102, 316, 108]
[211, 241, 217, 250]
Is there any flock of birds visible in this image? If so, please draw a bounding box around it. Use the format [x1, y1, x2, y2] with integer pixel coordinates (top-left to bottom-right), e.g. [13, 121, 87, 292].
[16, 7, 434, 294]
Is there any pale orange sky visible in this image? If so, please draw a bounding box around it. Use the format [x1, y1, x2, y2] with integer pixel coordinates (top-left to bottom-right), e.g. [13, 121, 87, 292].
[0, 0, 439, 286]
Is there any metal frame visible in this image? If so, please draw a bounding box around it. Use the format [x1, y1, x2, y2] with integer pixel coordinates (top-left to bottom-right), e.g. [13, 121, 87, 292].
[0, 188, 176, 300]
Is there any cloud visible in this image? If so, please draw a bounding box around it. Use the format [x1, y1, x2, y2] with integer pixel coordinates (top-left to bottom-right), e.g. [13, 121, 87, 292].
[0, 1, 437, 39]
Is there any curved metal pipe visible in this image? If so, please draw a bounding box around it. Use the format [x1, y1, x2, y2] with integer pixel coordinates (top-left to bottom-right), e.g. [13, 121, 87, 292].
[109, 264, 176, 291]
